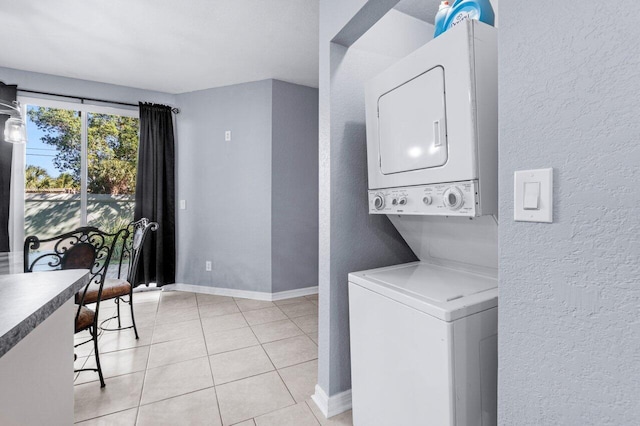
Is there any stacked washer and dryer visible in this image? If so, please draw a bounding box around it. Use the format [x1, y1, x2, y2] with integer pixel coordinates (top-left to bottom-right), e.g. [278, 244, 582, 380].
[348, 20, 498, 426]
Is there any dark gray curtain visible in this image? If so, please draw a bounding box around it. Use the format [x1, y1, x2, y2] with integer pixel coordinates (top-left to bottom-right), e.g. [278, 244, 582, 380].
[134, 102, 176, 286]
[0, 83, 17, 252]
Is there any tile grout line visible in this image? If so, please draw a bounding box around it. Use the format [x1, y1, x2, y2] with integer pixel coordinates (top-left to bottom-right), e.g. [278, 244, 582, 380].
[75, 406, 139, 425]
[202, 292, 225, 426]
[306, 399, 326, 425]
[223, 296, 267, 425]
[136, 385, 217, 409]
[189, 356, 320, 389]
[78, 302, 233, 385]
[233, 299, 301, 424]
[251, 302, 320, 423]
[249, 314, 318, 352]
[138, 291, 205, 417]
[74, 351, 212, 387]
[73, 300, 156, 419]
[133, 289, 164, 425]
[75, 293, 163, 423]
[253, 305, 300, 404]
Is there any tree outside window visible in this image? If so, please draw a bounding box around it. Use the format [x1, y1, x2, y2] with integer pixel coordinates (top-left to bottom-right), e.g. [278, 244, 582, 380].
[25, 105, 139, 240]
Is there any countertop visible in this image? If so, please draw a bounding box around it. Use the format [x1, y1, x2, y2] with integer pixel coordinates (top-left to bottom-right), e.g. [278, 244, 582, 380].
[0, 270, 90, 358]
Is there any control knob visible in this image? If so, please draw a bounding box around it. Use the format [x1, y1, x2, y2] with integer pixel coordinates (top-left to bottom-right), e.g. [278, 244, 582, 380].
[373, 194, 385, 210]
[422, 195, 432, 205]
[398, 197, 407, 205]
[443, 187, 464, 210]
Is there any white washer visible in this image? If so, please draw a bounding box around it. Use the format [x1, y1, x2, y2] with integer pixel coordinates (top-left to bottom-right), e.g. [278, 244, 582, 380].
[348, 261, 498, 426]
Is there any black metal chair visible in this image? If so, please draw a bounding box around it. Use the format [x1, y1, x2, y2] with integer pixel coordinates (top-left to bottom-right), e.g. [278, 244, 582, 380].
[24, 226, 127, 388]
[93, 218, 158, 338]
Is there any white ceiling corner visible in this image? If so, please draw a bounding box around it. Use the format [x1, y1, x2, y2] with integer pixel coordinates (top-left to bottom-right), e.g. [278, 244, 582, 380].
[0, 0, 319, 94]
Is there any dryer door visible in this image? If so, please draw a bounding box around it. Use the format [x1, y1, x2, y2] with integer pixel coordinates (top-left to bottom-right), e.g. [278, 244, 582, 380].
[377, 66, 447, 175]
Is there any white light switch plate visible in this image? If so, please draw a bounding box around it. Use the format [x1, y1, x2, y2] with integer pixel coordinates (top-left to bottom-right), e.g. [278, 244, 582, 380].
[225, 130, 231, 141]
[514, 168, 553, 223]
[179, 200, 186, 210]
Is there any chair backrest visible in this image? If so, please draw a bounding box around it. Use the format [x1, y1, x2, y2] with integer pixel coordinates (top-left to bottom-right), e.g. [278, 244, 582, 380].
[24, 226, 128, 311]
[115, 218, 159, 285]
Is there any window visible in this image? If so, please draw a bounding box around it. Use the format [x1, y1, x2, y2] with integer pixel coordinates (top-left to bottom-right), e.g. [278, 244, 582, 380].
[21, 97, 139, 244]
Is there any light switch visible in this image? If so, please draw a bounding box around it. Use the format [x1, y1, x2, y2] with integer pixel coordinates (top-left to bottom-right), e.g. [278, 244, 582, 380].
[179, 200, 186, 210]
[514, 168, 553, 223]
[523, 182, 540, 210]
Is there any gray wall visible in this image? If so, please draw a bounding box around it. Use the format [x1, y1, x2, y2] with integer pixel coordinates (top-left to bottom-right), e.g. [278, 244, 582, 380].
[318, 0, 432, 397]
[271, 80, 319, 293]
[499, 2, 640, 424]
[175, 80, 274, 293]
[176, 79, 319, 294]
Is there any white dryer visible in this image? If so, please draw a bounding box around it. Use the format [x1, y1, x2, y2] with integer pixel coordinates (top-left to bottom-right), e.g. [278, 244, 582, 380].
[348, 262, 497, 426]
[365, 19, 497, 217]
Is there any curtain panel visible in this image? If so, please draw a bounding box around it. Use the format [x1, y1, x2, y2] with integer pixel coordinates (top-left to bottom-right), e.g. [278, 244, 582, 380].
[134, 102, 176, 286]
[0, 83, 17, 252]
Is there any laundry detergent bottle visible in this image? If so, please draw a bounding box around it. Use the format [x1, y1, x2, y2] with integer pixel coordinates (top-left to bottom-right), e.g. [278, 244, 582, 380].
[443, 0, 495, 32]
[433, 1, 451, 38]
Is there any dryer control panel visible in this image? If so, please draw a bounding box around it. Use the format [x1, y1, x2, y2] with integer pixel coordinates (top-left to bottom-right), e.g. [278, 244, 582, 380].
[369, 180, 479, 217]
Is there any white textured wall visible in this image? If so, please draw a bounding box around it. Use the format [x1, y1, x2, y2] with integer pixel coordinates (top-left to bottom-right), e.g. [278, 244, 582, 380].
[318, 0, 432, 398]
[271, 80, 319, 293]
[499, 2, 640, 424]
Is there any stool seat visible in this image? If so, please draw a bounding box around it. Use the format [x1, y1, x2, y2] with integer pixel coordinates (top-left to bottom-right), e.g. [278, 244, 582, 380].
[78, 278, 131, 305]
[75, 306, 96, 333]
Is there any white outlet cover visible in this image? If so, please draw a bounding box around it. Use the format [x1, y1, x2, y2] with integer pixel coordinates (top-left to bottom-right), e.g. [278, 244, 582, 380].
[179, 200, 186, 210]
[225, 130, 231, 141]
[514, 168, 553, 223]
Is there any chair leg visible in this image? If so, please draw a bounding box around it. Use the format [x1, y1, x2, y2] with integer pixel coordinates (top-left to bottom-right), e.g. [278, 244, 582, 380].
[129, 295, 139, 340]
[116, 297, 122, 328]
[92, 325, 105, 388]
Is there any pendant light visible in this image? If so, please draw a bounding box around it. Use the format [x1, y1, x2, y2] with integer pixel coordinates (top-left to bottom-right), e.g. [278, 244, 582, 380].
[0, 101, 27, 144]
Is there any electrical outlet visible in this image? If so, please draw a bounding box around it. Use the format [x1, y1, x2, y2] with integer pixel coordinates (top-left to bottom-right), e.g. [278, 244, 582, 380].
[179, 200, 186, 210]
[225, 130, 231, 141]
[205, 261, 212, 271]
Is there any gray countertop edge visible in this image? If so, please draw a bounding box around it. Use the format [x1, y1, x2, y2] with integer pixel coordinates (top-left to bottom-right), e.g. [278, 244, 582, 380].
[0, 270, 91, 358]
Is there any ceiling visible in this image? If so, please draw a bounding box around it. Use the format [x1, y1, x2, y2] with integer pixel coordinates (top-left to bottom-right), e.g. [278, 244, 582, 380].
[0, 0, 319, 94]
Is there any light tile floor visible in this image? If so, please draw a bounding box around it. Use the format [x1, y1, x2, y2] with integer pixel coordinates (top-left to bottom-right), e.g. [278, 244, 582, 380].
[74, 290, 352, 426]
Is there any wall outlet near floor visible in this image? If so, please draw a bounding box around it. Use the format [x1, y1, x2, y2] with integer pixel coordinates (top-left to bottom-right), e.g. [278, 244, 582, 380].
[205, 261, 212, 271]
[225, 130, 231, 141]
[179, 199, 186, 210]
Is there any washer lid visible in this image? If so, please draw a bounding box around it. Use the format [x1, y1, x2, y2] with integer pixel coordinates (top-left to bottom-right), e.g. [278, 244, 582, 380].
[348, 261, 498, 322]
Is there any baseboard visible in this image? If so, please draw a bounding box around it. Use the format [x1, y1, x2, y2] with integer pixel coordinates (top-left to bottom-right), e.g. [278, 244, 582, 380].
[162, 283, 318, 302]
[271, 286, 319, 301]
[311, 384, 352, 419]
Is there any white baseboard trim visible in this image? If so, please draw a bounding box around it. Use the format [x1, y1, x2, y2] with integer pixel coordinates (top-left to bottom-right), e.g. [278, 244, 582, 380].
[271, 286, 319, 301]
[311, 384, 352, 419]
[161, 283, 318, 302]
